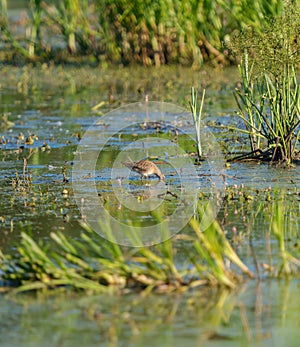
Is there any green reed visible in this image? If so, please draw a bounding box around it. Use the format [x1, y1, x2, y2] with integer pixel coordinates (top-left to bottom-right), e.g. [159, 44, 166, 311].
[189, 87, 205, 159]
[190, 207, 254, 288]
[0, 3, 30, 58]
[2, 187, 300, 294]
[268, 197, 300, 276]
[0, 207, 253, 294]
[233, 52, 300, 164]
[42, 0, 90, 54]
[96, 0, 283, 66]
[230, 1, 300, 164]
[0, 0, 42, 58]
[220, 185, 300, 278]
[28, 0, 42, 57]
[0, 0, 7, 17]
[0, 0, 285, 65]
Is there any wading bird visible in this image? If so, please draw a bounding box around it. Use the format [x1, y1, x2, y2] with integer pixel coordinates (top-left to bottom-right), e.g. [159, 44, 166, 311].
[123, 159, 165, 181]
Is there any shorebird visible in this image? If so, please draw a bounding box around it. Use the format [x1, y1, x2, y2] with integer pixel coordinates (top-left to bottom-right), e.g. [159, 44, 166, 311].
[123, 159, 165, 181]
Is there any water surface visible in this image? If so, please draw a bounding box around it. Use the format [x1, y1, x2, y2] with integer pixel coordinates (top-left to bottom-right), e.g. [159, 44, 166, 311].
[0, 64, 300, 346]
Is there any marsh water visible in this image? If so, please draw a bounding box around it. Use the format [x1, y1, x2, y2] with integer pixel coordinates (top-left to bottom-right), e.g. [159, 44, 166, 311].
[1, 60, 300, 347]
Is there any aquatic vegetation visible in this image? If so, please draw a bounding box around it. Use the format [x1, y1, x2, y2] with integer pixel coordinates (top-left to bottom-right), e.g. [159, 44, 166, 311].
[229, 1, 300, 164]
[42, 0, 92, 55]
[189, 87, 205, 160]
[0, 208, 253, 294]
[0, 0, 283, 65]
[267, 198, 300, 276]
[2, 189, 300, 294]
[11, 158, 32, 191]
[84, 0, 282, 66]
[190, 208, 254, 288]
[232, 54, 300, 164]
[0, 113, 15, 130]
[28, 0, 42, 57]
[220, 185, 300, 277]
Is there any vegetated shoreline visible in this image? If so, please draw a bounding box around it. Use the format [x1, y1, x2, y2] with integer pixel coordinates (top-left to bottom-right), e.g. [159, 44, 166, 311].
[0, 0, 287, 67]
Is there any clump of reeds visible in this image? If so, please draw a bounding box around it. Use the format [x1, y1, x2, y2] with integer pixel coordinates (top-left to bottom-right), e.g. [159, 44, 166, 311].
[0, 0, 284, 65]
[229, 1, 300, 164]
[2, 186, 300, 294]
[0, 207, 253, 294]
[42, 0, 94, 55]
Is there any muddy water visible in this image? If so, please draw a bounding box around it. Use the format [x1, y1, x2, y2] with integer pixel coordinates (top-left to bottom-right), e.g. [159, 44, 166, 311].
[0, 64, 300, 346]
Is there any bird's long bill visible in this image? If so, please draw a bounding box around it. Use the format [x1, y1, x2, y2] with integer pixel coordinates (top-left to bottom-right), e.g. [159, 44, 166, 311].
[122, 161, 134, 169]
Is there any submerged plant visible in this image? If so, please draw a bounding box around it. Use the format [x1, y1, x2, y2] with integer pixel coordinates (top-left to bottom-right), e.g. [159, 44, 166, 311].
[229, 1, 300, 164]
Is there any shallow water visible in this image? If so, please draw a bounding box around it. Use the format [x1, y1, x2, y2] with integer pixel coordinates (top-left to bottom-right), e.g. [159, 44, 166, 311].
[0, 64, 241, 246]
[1, 279, 300, 347]
[0, 64, 300, 346]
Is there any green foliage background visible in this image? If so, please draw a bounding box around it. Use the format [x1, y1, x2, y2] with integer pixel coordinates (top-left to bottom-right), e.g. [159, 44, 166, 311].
[0, 0, 291, 65]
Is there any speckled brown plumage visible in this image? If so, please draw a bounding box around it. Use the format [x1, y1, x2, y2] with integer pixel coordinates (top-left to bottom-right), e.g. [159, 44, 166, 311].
[123, 159, 165, 181]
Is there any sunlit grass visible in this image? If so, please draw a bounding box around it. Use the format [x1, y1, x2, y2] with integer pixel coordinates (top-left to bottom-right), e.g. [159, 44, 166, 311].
[0, 206, 253, 294]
